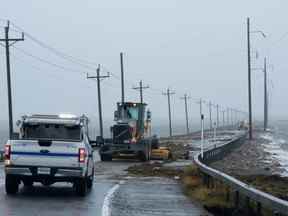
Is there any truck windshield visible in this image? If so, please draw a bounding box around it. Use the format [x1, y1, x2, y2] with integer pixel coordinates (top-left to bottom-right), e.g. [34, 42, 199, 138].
[126, 107, 139, 120]
[22, 124, 81, 142]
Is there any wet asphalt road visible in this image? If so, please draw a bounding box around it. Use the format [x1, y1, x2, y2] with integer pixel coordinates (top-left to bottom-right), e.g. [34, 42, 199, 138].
[0, 152, 211, 216]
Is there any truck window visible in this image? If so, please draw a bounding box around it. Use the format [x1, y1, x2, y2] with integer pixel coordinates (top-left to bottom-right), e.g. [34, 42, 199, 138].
[127, 107, 139, 120]
[22, 124, 81, 142]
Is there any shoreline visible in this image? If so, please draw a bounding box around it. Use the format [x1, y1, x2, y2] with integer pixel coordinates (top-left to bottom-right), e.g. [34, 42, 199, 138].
[210, 129, 288, 201]
[210, 130, 281, 176]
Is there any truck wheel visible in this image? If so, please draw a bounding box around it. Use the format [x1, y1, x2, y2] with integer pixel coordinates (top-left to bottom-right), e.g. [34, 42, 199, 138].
[87, 169, 94, 189]
[75, 178, 87, 196]
[5, 175, 19, 195]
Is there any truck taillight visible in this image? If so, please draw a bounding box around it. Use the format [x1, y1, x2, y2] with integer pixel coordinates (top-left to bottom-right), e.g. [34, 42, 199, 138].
[4, 144, 11, 160]
[78, 148, 86, 163]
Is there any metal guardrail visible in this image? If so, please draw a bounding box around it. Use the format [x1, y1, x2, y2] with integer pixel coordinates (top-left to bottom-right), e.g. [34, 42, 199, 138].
[194, 132, 288, 215]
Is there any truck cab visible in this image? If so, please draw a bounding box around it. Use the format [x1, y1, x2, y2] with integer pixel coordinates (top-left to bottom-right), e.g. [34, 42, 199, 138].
[4, 114, 94, 196]
[99, 102, 152, 161]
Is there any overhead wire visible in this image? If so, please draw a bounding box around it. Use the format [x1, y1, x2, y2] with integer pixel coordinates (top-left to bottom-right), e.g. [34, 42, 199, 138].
[0, 20, 247, 116]
[9, 21, 99, 71]
[11, 46, 87, 75]
[8, 22, 137, 90]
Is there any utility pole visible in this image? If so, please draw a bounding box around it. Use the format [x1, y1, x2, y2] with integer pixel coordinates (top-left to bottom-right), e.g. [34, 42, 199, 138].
[227, 108, 230, 127]
[163, 88, 175, 137]
[132, 80, 149, 104]
[87, 65, 110, 138]
[231, 109, 233, 126]
[199, 98, 202, 116]
[201, 114, 204, 158]
[264, 57, 268, 131]
[120, 52, 125, 104]
[222, 110, 225, 128]
[209, 101, 212, 131]
[247, 17, 253, 139]
[0, 21, 24, 139]
[199, 98, 203, 122]
[216, 104, 219, 128]
[180, 94, 190, 134]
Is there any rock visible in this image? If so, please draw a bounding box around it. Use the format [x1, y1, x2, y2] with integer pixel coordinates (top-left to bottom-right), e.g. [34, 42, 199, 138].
[174, 176, 180, 180]
[152, 167, 161, 172]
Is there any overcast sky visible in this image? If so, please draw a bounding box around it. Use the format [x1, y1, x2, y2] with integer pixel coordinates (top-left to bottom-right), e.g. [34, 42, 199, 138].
[0, 0, 287, 134]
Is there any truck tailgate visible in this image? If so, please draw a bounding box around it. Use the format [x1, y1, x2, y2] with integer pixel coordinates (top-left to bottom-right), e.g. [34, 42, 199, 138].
[10, 140, 81, 168]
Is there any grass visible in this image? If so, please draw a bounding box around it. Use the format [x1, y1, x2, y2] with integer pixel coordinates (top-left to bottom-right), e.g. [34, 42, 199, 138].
[238, 175, 288, 201]
[181, 166, 283, 216]
[181, 166, 235, 215]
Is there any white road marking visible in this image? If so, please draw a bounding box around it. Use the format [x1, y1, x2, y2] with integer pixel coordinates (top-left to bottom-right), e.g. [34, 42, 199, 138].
[102, 181, 123, 216]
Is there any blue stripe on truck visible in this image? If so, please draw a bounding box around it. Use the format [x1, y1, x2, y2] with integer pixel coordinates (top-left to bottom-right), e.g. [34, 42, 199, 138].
[11, 151, 78, 157]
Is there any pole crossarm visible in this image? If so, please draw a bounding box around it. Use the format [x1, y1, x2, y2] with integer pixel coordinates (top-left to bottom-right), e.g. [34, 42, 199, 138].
[250, 30, 266, 38]
[251, 67, 264, 72]
[132, 80, 149, 104]
[87, 74, 110, 79]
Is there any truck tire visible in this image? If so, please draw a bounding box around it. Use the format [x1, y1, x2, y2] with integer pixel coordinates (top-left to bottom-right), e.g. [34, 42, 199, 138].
[87, 168, 94, 189]
[5, 175, 19, 195]
[75, 178, 87, 196]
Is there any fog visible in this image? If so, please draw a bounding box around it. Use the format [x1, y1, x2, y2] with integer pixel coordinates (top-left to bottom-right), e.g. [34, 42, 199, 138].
[0, 0, 287, 137]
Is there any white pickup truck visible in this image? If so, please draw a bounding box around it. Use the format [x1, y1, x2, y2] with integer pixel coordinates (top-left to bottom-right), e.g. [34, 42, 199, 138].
[4, 114, 95, 196]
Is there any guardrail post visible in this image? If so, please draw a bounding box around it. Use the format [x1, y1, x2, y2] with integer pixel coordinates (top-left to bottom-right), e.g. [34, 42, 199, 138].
[257, 202, 262, 216]
[207, 175, 210, 188]
[210, 177, 214, 189]
[226, 186, 230, 202]
[204, 174, 209, 188]
[245, 196, 251, 215]
[234, 190, 239, 208]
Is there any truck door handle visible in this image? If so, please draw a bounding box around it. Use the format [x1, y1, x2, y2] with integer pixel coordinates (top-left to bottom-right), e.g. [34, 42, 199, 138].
[40, 149, 50, 154]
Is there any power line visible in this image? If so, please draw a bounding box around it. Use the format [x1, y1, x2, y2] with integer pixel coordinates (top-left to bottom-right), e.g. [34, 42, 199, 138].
[9, 21, 99, 71]
[12, 46, 87, 75]
[271, 31, 288, 47]
[0, 45, 129, 92]
[9, 52, 96, 91]
[7, 21, 132, 88]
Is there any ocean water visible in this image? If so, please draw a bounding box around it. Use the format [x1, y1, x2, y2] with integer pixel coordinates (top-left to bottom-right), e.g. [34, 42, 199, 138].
[260, 120, 288, 177]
